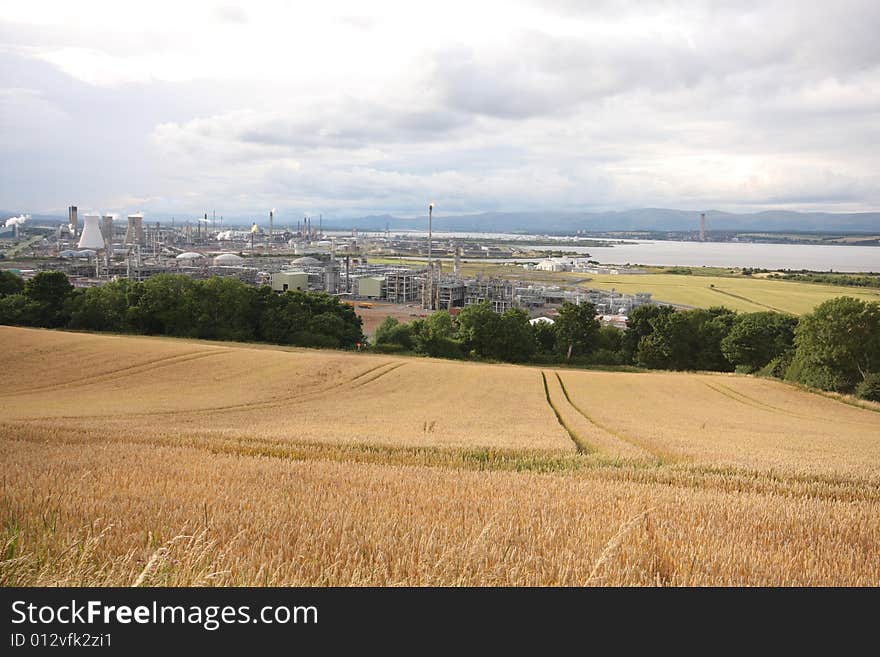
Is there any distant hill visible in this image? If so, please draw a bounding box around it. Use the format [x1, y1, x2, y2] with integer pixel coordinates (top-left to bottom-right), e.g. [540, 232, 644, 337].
[5, 208, 879, 233]
[322, 209, 880, 233]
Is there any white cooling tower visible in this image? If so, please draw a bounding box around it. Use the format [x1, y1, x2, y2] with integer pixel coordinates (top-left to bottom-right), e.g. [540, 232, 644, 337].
[78, 214, 105, 250]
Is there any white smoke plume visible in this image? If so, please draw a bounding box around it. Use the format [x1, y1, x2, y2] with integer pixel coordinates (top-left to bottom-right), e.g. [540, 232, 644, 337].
[4, 214, 30, 227]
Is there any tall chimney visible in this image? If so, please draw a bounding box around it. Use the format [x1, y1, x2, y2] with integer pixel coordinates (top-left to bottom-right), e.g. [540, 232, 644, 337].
[68, 206, 78, 236]
[269, 209, 274, 251]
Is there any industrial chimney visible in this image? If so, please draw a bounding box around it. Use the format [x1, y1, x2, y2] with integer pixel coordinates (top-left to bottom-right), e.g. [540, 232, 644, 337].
[269, 209, 275, 251]
[125, 213, 145, 246]
[699, 213, 706, 242]
[68, 206, 78, 237]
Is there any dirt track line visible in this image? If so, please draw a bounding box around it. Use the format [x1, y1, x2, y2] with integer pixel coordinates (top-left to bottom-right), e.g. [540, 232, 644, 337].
[703, 381, 812, 420]
[554, 372, 669, 464]
[351, 362, 407, 388]
[9, 360, 399, 422]
[541, 371, 592, 454]
[706, 286, 791, 314]
[0, 349, 223, 398]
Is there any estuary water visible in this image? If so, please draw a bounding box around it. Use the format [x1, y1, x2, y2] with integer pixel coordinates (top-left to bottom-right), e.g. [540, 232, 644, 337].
[528, 239, 879, 272]
[332, 229, 879, 271]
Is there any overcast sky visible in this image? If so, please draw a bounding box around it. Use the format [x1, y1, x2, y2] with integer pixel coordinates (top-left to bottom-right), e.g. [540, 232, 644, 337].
[2, 0, 879, 220]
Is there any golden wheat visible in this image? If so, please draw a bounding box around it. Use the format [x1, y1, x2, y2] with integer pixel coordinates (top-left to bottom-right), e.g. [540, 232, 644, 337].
[1, 326, 879, 586]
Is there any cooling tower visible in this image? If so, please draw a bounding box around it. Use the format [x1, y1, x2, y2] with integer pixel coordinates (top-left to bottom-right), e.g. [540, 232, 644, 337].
[125, 213, 145, 246]
[78, 214, 105, 250]
[101, 215, 114, 244]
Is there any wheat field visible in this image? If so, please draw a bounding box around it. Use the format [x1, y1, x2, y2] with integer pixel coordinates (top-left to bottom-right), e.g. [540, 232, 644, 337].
[1, 326, 879, 586]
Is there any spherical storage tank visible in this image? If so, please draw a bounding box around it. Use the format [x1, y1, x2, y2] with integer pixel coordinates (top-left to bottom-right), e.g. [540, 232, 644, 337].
[213, 253, 244, 265]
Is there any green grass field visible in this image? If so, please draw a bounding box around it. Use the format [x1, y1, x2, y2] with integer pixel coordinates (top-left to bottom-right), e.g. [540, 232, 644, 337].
[369, 256, 880, 314]
[579, 273, 880, 314]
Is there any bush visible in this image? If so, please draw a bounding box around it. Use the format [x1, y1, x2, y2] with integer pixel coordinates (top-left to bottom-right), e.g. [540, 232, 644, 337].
[590, 348, 624, 366]
[758, 352, 793, 379]
[370, 342, 410, 354]
[855, 373, 880, 402]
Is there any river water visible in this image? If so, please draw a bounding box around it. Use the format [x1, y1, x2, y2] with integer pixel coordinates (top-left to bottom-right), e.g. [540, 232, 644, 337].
[528, 239, 879, 272]
[329, 229, 879, 271]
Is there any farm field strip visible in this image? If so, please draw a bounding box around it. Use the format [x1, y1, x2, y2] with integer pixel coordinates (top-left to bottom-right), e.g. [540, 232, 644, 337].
[4, 421, 878, 502]
[3, 440, 879, 586]
[2, 327, 880, 586]
[579, 273, 880, 315]
[1, 328, 575, 452]
[548, 369, 880, 477]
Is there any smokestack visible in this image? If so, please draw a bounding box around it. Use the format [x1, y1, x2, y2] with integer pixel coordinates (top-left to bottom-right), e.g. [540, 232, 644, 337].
[269, 209, 275, 251]
[68, 206, 78, 237]
[699, 213, 706, 242]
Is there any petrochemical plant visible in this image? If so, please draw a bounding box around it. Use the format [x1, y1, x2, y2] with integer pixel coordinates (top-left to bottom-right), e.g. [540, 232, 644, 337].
[1, 205, 654, 325]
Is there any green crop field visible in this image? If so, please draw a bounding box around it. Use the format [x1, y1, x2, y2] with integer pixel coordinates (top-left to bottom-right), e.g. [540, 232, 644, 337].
[580, 273, 880, 314]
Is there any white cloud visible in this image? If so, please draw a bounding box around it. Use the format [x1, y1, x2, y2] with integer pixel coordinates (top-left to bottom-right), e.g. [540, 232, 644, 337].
[1, 0, 879, 216]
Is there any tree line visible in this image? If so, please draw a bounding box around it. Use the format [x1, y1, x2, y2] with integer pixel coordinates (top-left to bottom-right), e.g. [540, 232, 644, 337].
[2, 269, 878, 402]
[0, 271, 363, 349]
[374, 296, 880, 402]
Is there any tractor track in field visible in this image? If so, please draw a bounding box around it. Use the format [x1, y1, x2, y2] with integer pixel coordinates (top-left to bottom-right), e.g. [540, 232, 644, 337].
[702, 380, 831, 423]
[11, 360, 404, 422]
[540, 371, 592, 454]
[553, 372, 669, 464]
[706, 286, 791, 314]
[0, 350, 225, 398]
[351, 362, 407, 388]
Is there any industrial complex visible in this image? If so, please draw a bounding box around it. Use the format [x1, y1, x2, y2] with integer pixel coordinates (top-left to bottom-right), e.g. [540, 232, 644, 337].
[1, 206, 655, 330]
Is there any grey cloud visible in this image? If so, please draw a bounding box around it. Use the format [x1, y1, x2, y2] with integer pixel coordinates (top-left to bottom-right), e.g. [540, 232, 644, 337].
[431, 3, 880, 120]
[155, 101, 474, 160]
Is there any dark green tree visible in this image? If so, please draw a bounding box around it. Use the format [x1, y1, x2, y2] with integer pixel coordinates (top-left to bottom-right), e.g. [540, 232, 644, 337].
[721, 311, 798, 372]
[22, 271, 74, 327]
[413, 310, 461, 358]
[532, 319, 557, 356]
[622, 305, 674, 363]
[786, 297, 880, 392]
[67, 278, 139, 332]
[0, 293, 28, 325]
[456, 302, 501, 358]
[592, 324, 624, 365]
[374, 316, 414, 350]
[554, 301, 600, 360]
[636, 308, 734, 371]
[0, 270, 24, 297]
[495, 308, 535, 362]
[132, 274, 198, 336]
[191, 277, 259, 341]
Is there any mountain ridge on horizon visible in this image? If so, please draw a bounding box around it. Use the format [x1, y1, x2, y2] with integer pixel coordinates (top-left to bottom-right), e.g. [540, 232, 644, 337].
[5, 208, 880, 233]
